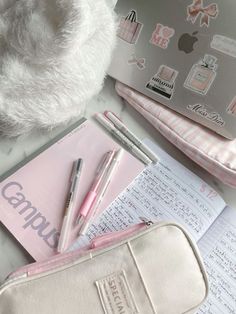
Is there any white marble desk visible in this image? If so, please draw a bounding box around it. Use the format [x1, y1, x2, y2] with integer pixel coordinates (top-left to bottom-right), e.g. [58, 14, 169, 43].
[0, 77, 235, 284]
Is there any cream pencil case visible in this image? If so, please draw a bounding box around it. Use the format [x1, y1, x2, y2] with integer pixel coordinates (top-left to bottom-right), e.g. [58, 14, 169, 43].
[0, 222, 208, 314]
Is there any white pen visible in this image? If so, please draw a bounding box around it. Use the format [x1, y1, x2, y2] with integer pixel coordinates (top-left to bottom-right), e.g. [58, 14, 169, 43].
[79, 149, 124, 235]
[95, 113, 152, 165]
[57, 159, 83, 253]
[105, 111, 159, 163]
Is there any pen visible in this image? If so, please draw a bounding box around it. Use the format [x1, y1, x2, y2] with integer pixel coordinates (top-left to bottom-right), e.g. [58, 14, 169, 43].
[95, 113, 152, 165]
[76, 150, 115, 226]
[57, 158, 83, 253]
[79, 149, 124, 235]
[104, 111, 159, 163]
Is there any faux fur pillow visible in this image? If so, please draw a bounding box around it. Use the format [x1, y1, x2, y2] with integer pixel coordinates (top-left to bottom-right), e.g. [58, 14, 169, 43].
[0, 0, 116, 137]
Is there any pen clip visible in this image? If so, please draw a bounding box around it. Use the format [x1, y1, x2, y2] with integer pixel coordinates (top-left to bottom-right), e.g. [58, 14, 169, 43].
[104, 111, 123, 123]
[96, 152, 108, 174]
[70, 163, 77, 182]
[70, 159, 82, 191]
[96, 151, 114, 175]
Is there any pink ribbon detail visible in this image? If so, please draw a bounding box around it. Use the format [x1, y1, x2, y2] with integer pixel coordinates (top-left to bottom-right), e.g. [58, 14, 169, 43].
[128, 54, 146, 70]
[187, 0, 219, 27]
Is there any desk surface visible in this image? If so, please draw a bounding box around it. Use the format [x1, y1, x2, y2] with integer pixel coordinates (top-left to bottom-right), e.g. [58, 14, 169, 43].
[0, 77, 235, 283]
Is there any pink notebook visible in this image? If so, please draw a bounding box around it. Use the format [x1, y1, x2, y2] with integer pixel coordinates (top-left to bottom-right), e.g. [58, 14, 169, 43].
[0, 119, 144, 261]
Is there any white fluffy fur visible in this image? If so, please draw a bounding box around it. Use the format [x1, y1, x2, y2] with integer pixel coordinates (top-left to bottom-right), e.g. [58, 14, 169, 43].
[0, 0, 116, 137]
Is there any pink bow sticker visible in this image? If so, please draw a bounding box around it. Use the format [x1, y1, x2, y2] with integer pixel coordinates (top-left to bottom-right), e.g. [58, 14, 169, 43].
[150, 24, 175, 49]
[187, 0, 219, 27]
[128, 54, 146, 70]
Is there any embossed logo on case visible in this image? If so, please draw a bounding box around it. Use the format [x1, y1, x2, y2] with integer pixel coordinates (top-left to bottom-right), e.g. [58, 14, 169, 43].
[95, 270, 139, 314]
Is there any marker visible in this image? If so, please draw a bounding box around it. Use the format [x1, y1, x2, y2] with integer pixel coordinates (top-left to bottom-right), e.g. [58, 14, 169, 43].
[57, 159, 83, 253]
[95, 113, 152, 165]
[105, 111, 159, 163]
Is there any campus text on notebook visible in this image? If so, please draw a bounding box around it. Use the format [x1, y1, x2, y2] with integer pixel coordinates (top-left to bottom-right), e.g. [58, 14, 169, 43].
[0, 119, 144, 261]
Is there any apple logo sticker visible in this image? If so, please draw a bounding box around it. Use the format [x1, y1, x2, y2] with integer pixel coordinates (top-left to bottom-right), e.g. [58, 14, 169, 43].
[178, 31, 198, 54]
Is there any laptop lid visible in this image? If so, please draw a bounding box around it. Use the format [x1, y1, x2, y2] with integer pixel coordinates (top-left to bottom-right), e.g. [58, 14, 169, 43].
[108, 0, 236, 139]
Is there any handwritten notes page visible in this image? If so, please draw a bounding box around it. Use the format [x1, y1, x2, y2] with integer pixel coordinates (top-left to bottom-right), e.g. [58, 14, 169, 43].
[71, 140, 225, 250]
[197, 206, 236, 314]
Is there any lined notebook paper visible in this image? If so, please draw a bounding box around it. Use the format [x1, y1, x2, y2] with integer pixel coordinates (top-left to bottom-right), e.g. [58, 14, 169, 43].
[71, 139, 236, 314]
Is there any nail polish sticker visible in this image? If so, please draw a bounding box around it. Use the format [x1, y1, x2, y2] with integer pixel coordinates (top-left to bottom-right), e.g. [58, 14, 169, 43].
[187, 104, 225, 127]
[117, 10, 143, 45]
[211, 35, 236, 58]
[128, 54, 146, 70]
[226, 96, 236, 116]
[187, 0, 219, 27]
[184, 54, 218, 95]
[150, 23, 175, 49]
[146, 65, 178, 99]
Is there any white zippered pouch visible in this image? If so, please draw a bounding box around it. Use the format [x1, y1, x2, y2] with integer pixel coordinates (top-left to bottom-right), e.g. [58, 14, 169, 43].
[0, 222, 208, 314]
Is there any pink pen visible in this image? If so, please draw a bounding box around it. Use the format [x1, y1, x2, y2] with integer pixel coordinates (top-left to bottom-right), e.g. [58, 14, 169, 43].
[76, 150, 115, 226]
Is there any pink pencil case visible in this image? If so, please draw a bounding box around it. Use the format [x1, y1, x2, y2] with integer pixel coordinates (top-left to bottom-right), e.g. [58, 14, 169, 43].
[0, 221, 208, 314]
[116, 81, 236, 188]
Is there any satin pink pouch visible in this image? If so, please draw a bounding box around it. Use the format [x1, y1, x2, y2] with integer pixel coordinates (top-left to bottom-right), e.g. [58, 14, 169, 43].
[0, 222, 208, 314]
[115, 81, 236, 188]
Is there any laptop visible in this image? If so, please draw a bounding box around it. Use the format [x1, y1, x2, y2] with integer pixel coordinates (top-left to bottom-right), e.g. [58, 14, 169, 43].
[108, 0, 236, 139]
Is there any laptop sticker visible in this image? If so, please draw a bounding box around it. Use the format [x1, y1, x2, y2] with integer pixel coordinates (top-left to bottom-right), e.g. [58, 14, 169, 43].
[117, 9, 143, 45]
[226, 96, 236, 117]
[128, 54, 146, 70]
[150, 23, 175, 49]
[211, 35, 236, 58]
[187, 0, 219, 27]
[178, 31, 199, 54]
[184, 54, 218, 95]
[187, 104, 225, 127]
[146, 65, 178, 99]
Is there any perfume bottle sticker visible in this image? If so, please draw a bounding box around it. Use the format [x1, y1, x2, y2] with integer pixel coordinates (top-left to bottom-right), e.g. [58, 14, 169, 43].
[128, 54, 146, 70]
[117, 10, 143, 45]
[187, 0, 219, 27]
[184, 54, 218, 95]
[226, 96, 236, 117]
[211, 35, 236, 58]
[187, 104, 225, 127]
[150, 23, 175, 49]
[146, 65, 178, 99]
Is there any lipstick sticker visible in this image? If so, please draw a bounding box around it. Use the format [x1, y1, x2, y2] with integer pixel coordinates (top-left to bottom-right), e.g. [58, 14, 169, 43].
[226, 96, 236, 116]
[146, 65, 178, 99]
[187, 0, 219, 27]
[150, 23, 175, 49]
[128, 54, 146, 70]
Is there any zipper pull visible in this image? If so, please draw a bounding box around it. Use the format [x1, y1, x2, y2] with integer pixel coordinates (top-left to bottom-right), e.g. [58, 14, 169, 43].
[90, 221, 149, 249]
[139, 217, 154, 227]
